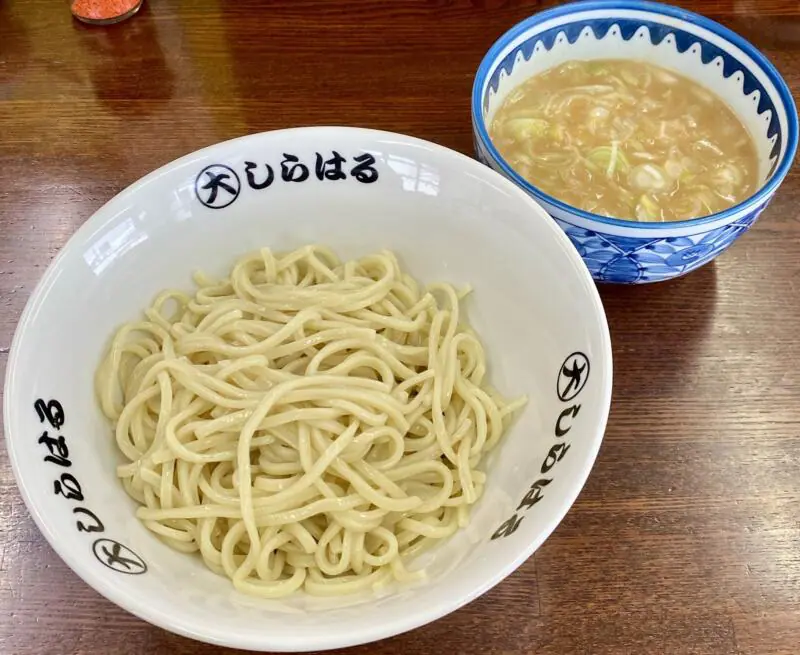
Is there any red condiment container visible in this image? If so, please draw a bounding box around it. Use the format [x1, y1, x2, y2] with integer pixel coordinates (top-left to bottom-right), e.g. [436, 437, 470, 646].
[71, 0, 143, 25]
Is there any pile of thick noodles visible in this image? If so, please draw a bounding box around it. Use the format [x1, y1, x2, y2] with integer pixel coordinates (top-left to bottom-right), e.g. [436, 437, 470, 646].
[490, 59, 758, 222]
[96, 246, 525, 598]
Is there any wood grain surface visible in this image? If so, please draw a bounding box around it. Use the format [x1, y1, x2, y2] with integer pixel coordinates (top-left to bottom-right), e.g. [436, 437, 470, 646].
[1, 1, 799, 654]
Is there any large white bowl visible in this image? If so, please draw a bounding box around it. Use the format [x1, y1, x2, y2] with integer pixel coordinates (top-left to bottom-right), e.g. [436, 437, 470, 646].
[4, 127, 612, 652]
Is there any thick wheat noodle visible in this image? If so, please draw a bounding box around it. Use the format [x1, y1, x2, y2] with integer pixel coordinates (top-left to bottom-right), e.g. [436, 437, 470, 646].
[96, 245, 526, 598]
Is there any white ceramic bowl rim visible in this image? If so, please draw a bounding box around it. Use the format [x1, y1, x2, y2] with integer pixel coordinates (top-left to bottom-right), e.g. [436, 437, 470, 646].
[471, 0, 799, 231]
[4, 127, 613, 651]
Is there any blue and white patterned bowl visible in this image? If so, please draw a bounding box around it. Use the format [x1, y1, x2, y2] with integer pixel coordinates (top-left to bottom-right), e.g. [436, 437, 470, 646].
[472, 0, 798, 284]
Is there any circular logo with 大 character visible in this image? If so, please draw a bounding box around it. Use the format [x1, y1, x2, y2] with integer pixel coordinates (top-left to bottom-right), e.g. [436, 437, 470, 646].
[92, 538, 148, 575]
[556, 351, 590, 402]
[195, 164, 241, 209]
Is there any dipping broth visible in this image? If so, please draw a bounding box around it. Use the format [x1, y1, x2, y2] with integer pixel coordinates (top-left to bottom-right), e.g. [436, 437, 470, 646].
[489, 59, 759, 222]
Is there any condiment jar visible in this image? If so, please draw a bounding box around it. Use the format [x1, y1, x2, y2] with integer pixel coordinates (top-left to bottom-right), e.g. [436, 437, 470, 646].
[71, 0, 144, 25]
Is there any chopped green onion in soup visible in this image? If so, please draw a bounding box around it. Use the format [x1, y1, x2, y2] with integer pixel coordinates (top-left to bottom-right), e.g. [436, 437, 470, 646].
[489, 59, 758, 222]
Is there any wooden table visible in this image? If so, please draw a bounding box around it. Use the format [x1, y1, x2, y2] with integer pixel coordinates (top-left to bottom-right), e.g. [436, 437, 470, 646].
[1, 1, 798, 653]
